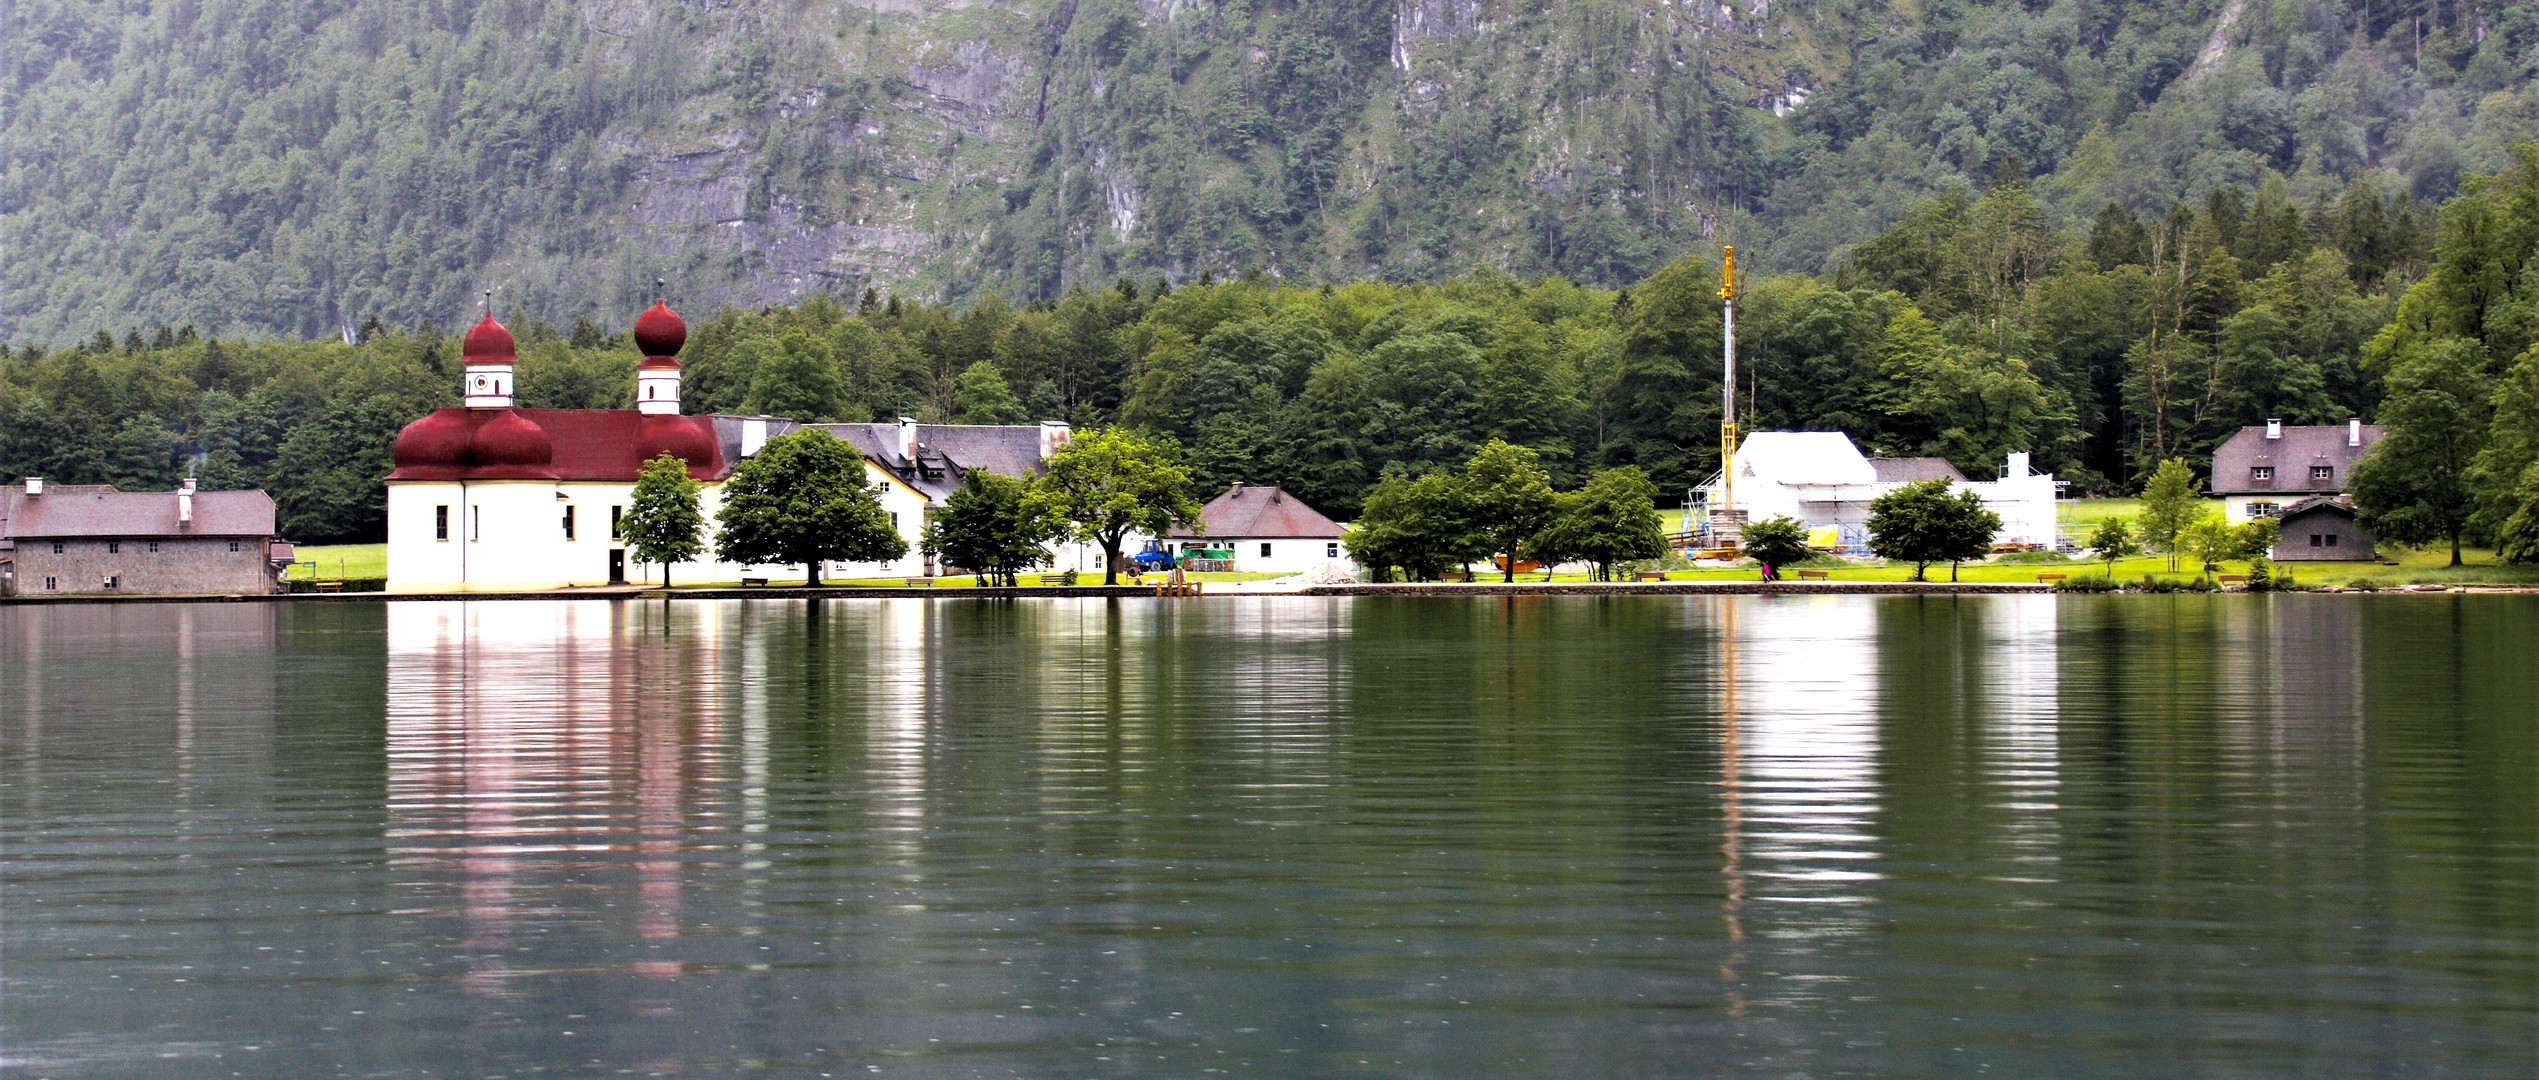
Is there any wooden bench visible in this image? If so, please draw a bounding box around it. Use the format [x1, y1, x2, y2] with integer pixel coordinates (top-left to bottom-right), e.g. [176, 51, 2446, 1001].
[903, 577, 932, 587]
[1036, 573, 1076, 586]
[313, 580, 343, 593]
[2036, 573, 2068, 582]
[1795, 569, 1830, 581]
[740, 577, 769, 587]
[2218, 574, 2248, 584]
[1633, 571, 1669, 582]
[1438, 571, 1473, 582]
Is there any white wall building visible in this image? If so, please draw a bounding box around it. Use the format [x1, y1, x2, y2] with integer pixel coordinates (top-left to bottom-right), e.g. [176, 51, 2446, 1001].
[1697, 431, 2061, 549]
[1167, 483, 1355, 575]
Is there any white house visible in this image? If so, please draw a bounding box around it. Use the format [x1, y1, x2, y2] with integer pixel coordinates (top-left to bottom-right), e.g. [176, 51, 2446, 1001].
[1168, 483, 1354, 575]
[385, 304, 935, 592]
[1696, 431, 2060, 549]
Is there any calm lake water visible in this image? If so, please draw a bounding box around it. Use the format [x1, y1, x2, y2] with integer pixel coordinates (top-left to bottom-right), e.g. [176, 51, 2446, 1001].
[2, 595, 2533, 1078]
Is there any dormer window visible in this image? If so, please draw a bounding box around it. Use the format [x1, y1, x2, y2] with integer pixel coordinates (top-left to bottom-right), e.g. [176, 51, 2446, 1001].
[2311, 465, 2333, 481]
[2250, 467, 2273, 482]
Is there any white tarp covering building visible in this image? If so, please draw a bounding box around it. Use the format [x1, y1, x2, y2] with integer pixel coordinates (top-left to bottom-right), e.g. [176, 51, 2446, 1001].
[1698, 431, 2060, 549]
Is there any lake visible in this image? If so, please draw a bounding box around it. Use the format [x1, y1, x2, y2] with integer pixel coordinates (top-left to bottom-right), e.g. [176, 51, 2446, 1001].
[2, 595, 2533, 1077]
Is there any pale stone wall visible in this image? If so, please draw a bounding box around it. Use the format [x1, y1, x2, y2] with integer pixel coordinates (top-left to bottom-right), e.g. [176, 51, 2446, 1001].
[13, 536, 276, 595]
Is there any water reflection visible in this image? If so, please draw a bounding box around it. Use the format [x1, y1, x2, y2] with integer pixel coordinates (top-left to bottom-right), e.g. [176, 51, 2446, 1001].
[3, 595, 2532, 1078]
[384, 601, 729, 994]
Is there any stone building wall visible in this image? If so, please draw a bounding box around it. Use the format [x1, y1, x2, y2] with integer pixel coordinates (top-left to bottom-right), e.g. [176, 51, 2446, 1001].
[2272, 513, 2377, 561]
[11, 537, 278, 595]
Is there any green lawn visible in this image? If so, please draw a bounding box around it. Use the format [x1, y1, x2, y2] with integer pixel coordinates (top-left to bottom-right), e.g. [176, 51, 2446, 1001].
[284, 543, 385, 581]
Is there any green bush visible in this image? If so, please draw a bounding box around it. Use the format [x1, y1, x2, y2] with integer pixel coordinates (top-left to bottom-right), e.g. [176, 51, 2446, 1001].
[1997, 550, 2075, 564]
[2050, 574, 2120, 592]
[2141, 574, 2178, 593]
[2346, 577, 2386, 591]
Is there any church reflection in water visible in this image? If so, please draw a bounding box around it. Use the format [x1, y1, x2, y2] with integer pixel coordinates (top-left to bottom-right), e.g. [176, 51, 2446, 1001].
[385, 600, 732, 995]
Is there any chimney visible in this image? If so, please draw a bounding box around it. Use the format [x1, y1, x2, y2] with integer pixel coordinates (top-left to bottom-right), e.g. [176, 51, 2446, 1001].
[1037, 419, 1070, 460]
[23, 477, 40, 497]
[2265, 419, 2282, 440]
[1229, 483, 1244, 498]
[178, 478, 195, 524]
[2349, 417, 2362, 447]
[899, 417, 920, 463]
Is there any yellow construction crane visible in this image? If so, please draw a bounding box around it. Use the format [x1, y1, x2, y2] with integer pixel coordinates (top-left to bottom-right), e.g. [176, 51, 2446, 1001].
[1718, 246, 1737, 519]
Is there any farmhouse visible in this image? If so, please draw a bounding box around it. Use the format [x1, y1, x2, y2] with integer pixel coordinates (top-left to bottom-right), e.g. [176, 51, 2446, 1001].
[2212, 419, 2382, 522]
[1, 479, 285, 596]
[1168, 483, 1352, 574]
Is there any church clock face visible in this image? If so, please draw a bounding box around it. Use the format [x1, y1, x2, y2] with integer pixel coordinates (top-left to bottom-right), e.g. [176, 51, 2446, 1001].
[475, 376, 489, 390]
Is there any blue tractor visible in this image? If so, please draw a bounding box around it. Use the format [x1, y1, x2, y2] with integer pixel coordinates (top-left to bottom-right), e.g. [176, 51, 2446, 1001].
[1127, 540, 1180, 574]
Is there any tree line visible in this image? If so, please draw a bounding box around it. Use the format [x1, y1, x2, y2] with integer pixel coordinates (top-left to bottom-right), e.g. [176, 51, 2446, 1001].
[6, 146, 2539, 559]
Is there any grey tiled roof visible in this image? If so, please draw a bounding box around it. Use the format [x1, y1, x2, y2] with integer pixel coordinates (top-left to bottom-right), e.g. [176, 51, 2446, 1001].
[808, 422, 1051, 502]
[2, 486, 277, 538]
[2211, 425, 2383, 495]
[1868, 457, 1967, 483]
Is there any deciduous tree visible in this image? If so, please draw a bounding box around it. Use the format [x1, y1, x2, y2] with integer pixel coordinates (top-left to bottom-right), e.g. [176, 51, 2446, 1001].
[1527, 466, 1667, 581]
[1868, 479, 2000, 581]
[1024, 427, 1202, 585]
[2351, 339, 2494, 566]
[1739, 515, 1813, 580]
[621, 453, 705, 586]
[714, 430, 907, 586]
[923, 468, 1063, 586]
[1461, 439, 1559, 582]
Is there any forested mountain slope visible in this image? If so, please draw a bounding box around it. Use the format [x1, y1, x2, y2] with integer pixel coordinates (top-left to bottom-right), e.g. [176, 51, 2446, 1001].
[4, 0, 2535, 342]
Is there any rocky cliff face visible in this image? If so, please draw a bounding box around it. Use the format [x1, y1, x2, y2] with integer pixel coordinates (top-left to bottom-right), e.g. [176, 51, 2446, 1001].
[4, 0, 2526, 340]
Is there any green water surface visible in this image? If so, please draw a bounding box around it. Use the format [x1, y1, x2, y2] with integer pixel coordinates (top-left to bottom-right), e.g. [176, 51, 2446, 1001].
[2, 595, 2533, 1077]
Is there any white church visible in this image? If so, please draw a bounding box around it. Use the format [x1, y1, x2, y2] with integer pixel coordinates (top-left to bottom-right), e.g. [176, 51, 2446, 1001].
[384, 302, 1077, 592]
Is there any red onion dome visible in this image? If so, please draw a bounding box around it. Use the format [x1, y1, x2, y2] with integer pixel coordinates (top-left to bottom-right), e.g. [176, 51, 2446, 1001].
[636, 355, 683, 371]
[632, 301, 686, 358]
[466, 410, 553, 469]
[389, 410, 473, 473]
[632, 414, 718, 473]
[462, 312, 516, 364]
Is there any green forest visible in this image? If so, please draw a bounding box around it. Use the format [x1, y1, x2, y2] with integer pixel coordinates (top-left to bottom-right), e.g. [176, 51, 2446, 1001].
[8, 146, 2539, 559]
[4, 0, 2535, 341]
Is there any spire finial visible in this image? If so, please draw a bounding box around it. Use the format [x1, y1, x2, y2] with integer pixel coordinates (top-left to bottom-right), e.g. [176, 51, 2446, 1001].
[481, 289, 492, 318]
[654, 277, 665, 304]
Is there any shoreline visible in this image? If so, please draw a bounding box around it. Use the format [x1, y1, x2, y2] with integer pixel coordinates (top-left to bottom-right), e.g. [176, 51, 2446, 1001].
[6, 580, 2532, 605]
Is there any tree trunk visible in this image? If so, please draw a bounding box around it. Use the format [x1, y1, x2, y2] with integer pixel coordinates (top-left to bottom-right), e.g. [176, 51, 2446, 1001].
[1102, 537, 1123, 585]
[661, 563, 671, 589]
[805, 559, 822, 587]
[1951, 560, 1961, 582]
[1915, 561, 1929, 582]
[2451, 532, 2463, 567]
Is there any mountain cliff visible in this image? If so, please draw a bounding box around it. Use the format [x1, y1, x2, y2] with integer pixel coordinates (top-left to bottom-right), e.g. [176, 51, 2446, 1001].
[4, 0, 2532, 342]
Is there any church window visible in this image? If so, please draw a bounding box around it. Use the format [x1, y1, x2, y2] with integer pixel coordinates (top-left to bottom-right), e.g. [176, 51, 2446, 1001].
[610, 505, 623, 540]
[436, 505, 450, 541]
[562, 504, 577, 541]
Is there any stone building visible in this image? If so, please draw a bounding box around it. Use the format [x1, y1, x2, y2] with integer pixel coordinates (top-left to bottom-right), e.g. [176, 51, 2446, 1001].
[2269, 496, 2377, 561]
[1, 479, 284, 596]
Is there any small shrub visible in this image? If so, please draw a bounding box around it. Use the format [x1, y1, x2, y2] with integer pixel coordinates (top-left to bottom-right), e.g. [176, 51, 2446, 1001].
[2246, 559, 2273, 592]
[2180, 576, 2218, 592]
[2141, 574, 2179, 593]
[1998, 550, 2074, 565]
[2347, 577, 2385, 591]
[2051, 574, 2119, 592]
